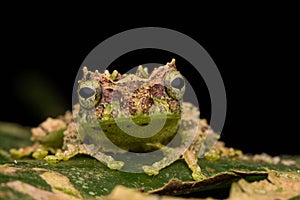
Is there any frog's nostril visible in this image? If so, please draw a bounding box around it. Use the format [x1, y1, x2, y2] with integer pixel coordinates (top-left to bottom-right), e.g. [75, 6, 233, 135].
[171, 77, 184, 89]
[79, 87, 95, 99]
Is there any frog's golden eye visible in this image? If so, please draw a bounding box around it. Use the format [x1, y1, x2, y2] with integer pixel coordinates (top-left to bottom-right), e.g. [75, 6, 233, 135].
[164, 70, 186, 100]
[78, 80, 101, 109]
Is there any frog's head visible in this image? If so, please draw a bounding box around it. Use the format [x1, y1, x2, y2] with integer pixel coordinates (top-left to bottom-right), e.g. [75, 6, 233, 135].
[77, 59, 186, 119]
[76, 59, 186, 152]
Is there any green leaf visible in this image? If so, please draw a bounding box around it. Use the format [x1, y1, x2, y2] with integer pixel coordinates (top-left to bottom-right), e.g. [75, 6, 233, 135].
[0, 122, 32, 151]
[1, 122, 300, 199]
[0, 122, 32, 163]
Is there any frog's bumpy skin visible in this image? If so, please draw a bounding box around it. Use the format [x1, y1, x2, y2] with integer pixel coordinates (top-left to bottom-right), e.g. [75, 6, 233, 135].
[74, 60, 214, 179]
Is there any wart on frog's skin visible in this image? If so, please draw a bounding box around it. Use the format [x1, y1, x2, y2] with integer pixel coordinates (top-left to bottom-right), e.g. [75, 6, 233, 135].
[10, 59, 227, 181]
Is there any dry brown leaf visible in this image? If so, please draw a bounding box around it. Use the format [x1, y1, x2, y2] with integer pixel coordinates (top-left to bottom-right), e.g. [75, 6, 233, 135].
[150, 172, 240, 195]
[229, 170, 300, 200]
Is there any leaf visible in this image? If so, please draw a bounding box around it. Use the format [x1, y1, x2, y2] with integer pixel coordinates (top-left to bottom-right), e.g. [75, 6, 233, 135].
[1, 122, 300, 199]
[0, 122, 32, 151]
[0, 122, 32, 163]
[229, 170, 300, 200]
[39, 171, 82, 199]
[102, 185, 200, 200]
[150, 171, 268, 196]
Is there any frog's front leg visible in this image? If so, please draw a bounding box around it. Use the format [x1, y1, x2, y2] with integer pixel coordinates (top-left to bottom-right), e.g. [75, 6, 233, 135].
[142, 146, 182, 176]
[142, 118, 207, 180]
[141, 121, 194, 176]
[142, 146, 206, 181]
[44, 143, 90, 163]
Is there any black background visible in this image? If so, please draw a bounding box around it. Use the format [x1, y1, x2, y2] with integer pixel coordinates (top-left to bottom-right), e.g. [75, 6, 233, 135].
[1, 10, 298, 156]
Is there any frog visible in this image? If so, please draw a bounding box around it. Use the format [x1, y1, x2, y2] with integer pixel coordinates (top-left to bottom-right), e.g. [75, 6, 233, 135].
[10, 59, 230, 181]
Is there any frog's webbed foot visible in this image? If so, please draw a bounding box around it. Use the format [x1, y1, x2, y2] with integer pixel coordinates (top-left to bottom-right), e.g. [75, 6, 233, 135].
[91, 151, 124, 170]
[142, 165, 159, 176]
[183, 150, 206, 181]
[142, 146, 182, 176]
[142, 155, 179, 176]
[44, 143, 90, 163]
[142, 147, 206, 180]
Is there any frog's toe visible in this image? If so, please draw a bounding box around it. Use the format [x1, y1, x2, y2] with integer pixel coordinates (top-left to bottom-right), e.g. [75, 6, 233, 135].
[32, 150, 49, 160]
[142, 165, 159, 176]
[44, 155, 62, 163]
[192, 171, 206, 181]
[107, 160, 124, 170]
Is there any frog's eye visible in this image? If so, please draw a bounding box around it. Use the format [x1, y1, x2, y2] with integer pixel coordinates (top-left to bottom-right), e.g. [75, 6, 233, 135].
[164, 70, 186, 100]
[78, 80, 102, 109]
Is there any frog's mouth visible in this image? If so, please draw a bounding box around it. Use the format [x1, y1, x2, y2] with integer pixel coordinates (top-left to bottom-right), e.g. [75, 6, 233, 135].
[95, 113, 182, 153]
